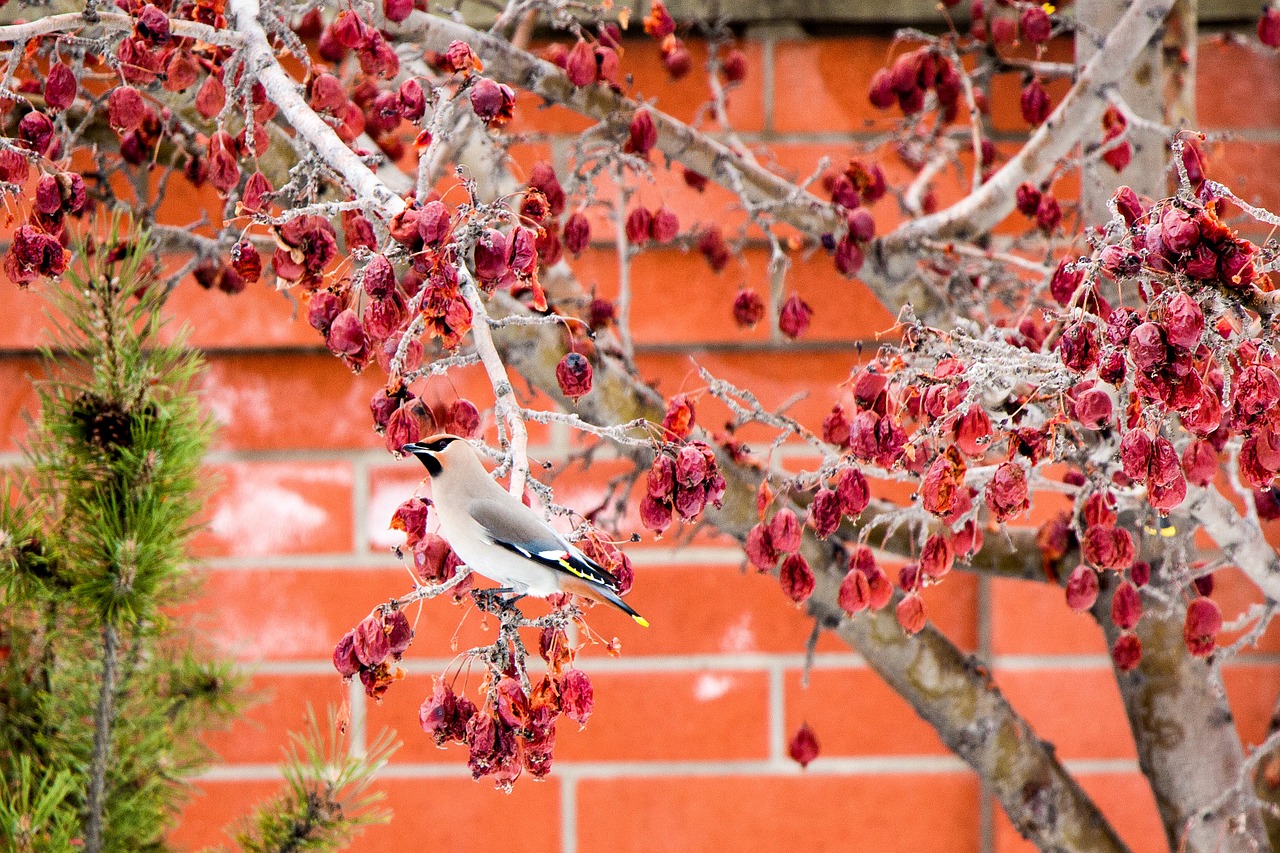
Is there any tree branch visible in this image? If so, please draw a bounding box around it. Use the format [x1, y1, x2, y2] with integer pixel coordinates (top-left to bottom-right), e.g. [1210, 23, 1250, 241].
[388, 0, 1174, 324]
[1091, 563, 1268, 853]
[486, 277, 1127, 852]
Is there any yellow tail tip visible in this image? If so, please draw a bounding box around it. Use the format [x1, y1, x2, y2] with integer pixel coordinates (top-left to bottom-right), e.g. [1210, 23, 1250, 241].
[633, 615, 650, 628]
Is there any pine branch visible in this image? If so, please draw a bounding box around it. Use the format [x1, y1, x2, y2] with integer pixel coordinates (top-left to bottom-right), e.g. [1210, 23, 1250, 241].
[234, 707, 395, 853]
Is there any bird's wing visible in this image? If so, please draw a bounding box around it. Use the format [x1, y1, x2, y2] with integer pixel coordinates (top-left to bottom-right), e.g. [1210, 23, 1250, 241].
[467, 496, 620, 589]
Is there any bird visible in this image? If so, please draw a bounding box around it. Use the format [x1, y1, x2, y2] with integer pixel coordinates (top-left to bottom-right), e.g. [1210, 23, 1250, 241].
[402, 434, 648, 627]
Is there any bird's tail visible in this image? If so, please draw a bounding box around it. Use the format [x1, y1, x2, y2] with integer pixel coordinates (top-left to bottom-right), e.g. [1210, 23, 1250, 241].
[563, 577, 649, 627]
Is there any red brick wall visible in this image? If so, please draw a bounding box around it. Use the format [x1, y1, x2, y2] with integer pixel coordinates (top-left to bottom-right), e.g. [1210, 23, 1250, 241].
[2, 27, 1280, 853]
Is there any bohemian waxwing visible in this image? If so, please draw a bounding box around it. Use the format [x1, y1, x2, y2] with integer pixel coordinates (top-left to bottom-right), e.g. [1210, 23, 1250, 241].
[403, 434, 648, 627]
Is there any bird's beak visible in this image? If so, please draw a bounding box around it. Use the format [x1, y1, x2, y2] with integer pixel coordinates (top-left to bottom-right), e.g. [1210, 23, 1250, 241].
[402, 443, 426, 454]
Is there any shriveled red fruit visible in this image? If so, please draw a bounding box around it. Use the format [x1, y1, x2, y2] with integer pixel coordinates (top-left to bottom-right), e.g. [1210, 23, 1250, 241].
[769, 508, 802, 553]
[1035, 193, 1062, 232]
[896, 594, 926, 634]
[779, 553, 815, 603]
[1020, 78, 1050, 125]
[732, 288, 765, 327]
[626, 109, 657, 155]
[44, 63, 77, 112]
[108, 86, 146, 132]
[563, 212, 590, 255]
[838, 566, 872, 613]
[807, 488, 842, 538]
[745, 521, 778, 571]
[788, 722, 820, 768]
[399, 78, 427, 121]
[697, 226, 731, 272]
[1066, 565, 1100, 612]
[954, 407, 992, 456]
[446, 399, 481, 438]
[1182, 439, 1217, 487]
[560, 668, 594, 724]
[240, 171, 273, 214]
[469, 79, 515, 126]
[986, 462, 1029, 522]
[420, 680, 474, 746]
[565, 39, 597, 86]
[1260, 6, 1280, 47]
[640, 494, 672, 533]
[1112, 633, 1142, 672]
[556, 352, 593, 400]
[353, 614, 391, 667]
[722, 48, 747, 82]
[920, 534, 954, 579]
[624, 207, 653, 244]
[1016, 182, 1042, 217]
[1074, 387, 1113, 430]
[1111, 581, 1142, 630]
[650, 207, 680, 244]
[333, 631, 360, 677]
[662, 394, 696, 439]
[837, 467, 870, 517]
[662, 38, 693, 78]
[1183, 597, 1222, 657]
[1020, 5, 1051, 43]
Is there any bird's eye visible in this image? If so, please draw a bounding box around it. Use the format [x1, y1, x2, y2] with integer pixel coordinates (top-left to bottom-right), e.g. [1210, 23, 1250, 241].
[428, 437, 455, 452]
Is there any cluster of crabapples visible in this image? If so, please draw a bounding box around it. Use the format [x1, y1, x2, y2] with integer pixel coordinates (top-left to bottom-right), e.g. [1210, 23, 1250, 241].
[334, 601, 599, 789]
[768, 175, 1269, 669]
[335, 487, 637, 786]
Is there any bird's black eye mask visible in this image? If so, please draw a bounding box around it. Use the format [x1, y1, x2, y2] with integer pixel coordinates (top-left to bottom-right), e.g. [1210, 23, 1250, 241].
[403, 436, 457, 476]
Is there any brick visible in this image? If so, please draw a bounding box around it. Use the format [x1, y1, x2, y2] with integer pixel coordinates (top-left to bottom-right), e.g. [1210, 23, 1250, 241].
[569, 153, 754, 245]
[513, 37, 766, 135]
[1211, 567, 1280, 656]
[368, 464, 432, 552]
[559, 669, 771, 761]
[633, 349, 866, 446]
[993, 772, 1166, 853]
[202, 673, 346, 764]
[1197, 36, 1280, 130]
[772, 37, 896, 134]
[188, 567, 436, 661]
[375, 668, 771, 765]
[919, 570, 980, 652]
[766, 140, 1034, 241]
[533, 454, 739, 551]
[785, 667, 951, 756]
[172, 777, 562, 853]
[169, 779, 279, 850]
[165, 279, 320, 350]
[1207, 140, 1280, 217]
[189, 460, 355, 558]
[510, 86, 596, 135]
[577, 773, 980, 853]
[1224, 664, 1280, 748]
[996, 667, 1134, 759]
[365, 777, 561, 851]
[0, 285, 48, 351]
[0, 358, 39, 452]
[580, 245, 896, 346]
[201, 354, 387, 451]
[598, 563, 822, 656]
[990, 576, 1109, 656]
[621, 37, 766, 132]
[986, 38, 1075, 133]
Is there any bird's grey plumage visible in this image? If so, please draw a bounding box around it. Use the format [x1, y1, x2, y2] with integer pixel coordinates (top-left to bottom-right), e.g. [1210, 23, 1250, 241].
[401, 435, 646, 626]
